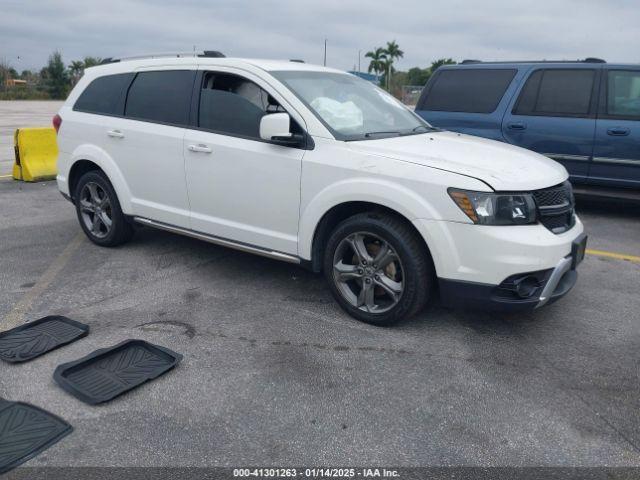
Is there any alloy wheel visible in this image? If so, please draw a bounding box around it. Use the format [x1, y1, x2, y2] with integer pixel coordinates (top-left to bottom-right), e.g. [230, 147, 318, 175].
[332, 232, 405, 314]
[79, 182, 113, 239]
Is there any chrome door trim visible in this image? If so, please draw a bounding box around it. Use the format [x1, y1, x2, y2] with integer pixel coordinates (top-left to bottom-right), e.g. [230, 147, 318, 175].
[543, 153, 590, 162]
[592, 157, 640, 166]
[133, 217, 301, 264]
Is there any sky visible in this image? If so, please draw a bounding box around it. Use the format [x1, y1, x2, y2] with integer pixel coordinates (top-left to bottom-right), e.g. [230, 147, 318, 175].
[1, 0, 639, 73]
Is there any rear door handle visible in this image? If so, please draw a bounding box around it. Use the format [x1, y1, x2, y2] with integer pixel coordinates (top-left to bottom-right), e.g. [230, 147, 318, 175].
[507, 122, 527, 131]
[187, 144, 213, 153]
[107, 129, 124, 138]
[607, 127, 630, 136]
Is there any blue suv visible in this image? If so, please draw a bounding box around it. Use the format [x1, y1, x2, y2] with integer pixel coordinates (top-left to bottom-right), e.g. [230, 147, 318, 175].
[415, 60, 640, 195]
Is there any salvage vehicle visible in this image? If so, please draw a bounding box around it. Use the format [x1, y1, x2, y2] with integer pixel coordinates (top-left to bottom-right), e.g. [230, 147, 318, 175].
[415, 59, 640, 199]
[54, 52, 587, 325]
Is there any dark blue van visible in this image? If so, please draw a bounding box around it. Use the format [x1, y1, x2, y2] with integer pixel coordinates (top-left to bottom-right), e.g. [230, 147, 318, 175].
[415, 60, 640, 195]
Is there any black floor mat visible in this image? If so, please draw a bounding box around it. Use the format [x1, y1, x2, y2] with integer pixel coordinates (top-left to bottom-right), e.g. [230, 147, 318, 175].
[0, 316, 89, 363]
[0, 399, 72, 474]
[53, 340, 183, 405]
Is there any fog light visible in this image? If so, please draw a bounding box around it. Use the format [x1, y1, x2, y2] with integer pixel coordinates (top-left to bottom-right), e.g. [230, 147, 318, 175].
[515, 276, 539, 298]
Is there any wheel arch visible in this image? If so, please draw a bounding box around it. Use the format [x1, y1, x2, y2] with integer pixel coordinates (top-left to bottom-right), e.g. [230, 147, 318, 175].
[67, 145, 133, 213]
[304, 200, 436, 274]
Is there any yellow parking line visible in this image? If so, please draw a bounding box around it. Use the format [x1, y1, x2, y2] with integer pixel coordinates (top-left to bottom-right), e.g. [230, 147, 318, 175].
[0, 174, 13, 178]
[2, 233, 84, 331]
[586, 249, 640, 263]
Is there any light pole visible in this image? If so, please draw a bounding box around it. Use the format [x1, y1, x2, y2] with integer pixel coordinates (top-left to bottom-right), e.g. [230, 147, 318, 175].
[323, 39, 327, 66]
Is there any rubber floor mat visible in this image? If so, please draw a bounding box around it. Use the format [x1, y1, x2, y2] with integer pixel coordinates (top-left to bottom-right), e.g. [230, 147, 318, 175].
[53, 339, 183, 405]
[0, 399, 72, 474]
[0, 316, 89, 363]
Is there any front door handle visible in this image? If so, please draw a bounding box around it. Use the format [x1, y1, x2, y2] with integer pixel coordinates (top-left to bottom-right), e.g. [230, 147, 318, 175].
[607, 127, 630, 136]
[507, 122, 527, 131]
[187, 144, 213, 153]
[107, 129, 124, 138]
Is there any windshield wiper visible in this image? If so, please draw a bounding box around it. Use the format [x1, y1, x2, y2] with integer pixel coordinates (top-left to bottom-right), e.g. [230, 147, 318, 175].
[364, 131, 402, 138]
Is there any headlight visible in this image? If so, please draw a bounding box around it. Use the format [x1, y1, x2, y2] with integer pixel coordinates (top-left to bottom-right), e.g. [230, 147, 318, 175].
[448, 188, 537, 225]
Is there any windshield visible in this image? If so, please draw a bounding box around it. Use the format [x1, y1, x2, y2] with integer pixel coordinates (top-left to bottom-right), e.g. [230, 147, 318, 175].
[271, 71, 434, 141]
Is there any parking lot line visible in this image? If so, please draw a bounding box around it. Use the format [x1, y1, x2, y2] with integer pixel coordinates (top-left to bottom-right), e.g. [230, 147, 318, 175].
[586, 248, 640, 263]
[1, 232, 84, 331]
[0, 174, 13, 178]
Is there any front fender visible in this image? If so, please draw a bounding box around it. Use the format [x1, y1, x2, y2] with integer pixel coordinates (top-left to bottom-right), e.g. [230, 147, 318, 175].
[298, 177, 442, 260]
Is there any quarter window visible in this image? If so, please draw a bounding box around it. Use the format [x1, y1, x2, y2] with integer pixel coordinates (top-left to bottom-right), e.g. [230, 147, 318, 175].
[420, 69, 517, 114]
[606, 70, 640, 119]
[124, 70, 195, 126]
[514, 69, 595, 117]
[74, 73, 134, 115]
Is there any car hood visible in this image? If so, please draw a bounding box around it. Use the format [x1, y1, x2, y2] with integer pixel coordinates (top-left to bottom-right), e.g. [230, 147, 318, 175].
[347, 131, 568, 191]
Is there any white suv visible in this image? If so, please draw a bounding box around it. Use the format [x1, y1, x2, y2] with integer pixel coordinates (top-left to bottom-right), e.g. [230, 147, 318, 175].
[55, 53, 587, 325]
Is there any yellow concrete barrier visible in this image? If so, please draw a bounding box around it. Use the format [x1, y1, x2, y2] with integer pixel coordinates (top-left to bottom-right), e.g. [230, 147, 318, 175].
[13, 127, 58, 182]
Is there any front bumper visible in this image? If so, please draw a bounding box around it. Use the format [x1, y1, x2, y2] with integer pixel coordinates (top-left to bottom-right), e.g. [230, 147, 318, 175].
[412, 217, 586, 312]
[438, 253, 580, 312]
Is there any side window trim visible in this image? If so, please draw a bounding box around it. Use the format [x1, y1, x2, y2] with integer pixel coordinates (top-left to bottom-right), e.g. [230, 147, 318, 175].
[190, 68, 312, 149]
[598, 69, 640, 122]
[512, 67, 600, 119]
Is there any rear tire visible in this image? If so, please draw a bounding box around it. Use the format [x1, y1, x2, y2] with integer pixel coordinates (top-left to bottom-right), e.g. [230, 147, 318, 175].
[74, 170, 134, 247]
[323, 212, 433, 326]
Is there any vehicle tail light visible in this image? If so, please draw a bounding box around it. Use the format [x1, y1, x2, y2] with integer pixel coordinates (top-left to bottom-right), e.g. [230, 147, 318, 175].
[53, 114, 62, 134]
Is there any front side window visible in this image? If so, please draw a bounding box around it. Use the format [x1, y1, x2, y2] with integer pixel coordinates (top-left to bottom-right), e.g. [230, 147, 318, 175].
[74, 73, 134, 115]
[198, 72, 288, 138]
[124, 70, 195, 126]
[606, 70, 640, 119]
[420, 69, 516, 114]
[272, 71, 431, 141]
[514, 69, 595, 117]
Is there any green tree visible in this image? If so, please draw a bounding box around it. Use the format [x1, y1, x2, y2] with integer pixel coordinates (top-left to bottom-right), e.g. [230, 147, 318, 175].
[430, 58, 456, 72]
[41, 51, 70, 99]
[69, 60, 85, 85]
[406, 67, 431, 86]
[83, 57, 102, 68]
[365, 47, 387, 78]
[383, 40, 404, 90]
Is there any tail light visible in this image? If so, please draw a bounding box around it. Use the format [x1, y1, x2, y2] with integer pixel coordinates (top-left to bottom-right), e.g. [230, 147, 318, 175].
[53, 114, 62, 134]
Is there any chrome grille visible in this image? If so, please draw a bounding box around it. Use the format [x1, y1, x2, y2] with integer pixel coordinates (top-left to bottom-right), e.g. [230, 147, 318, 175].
[532, 181, 575, 234]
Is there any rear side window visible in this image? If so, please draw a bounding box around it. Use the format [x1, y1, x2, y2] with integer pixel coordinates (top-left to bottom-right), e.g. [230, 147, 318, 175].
[606, 70, 640, 119]
[124, 70, 195, 126]
[74, 73, 134, 115]
[420, 69, 516, 113]
[514, 69, 595, 117]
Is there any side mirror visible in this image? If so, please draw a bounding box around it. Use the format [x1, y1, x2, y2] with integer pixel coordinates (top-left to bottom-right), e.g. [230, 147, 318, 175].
[260, 113, 292, 141]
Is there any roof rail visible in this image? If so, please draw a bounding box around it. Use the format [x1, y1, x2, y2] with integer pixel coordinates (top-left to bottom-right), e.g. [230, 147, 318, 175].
[459, 58, 607, 65]
[99, 50, 226, 64]
[290, 59, 305, 63]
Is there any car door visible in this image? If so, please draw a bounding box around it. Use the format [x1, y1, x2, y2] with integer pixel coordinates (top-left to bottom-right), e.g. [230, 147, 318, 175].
[116, 68, 196, 228]
[590, 68, 640, 188]
[183, 68, 306, 255]
[502, 67, 600, 184]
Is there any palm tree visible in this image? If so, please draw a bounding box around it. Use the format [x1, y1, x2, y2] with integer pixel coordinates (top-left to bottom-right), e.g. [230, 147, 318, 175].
[365, 48, 387, 79]
[384, 40, 404, 90]
[69, 60, 84, 85]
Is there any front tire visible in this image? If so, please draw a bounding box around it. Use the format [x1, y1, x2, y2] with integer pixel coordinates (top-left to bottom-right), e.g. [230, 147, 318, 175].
[323, 212, 433, 326]
[74, 170, 134, 247]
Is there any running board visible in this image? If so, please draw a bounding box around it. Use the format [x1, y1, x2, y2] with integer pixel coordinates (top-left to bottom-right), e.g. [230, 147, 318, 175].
[133, 217, 300, 264]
